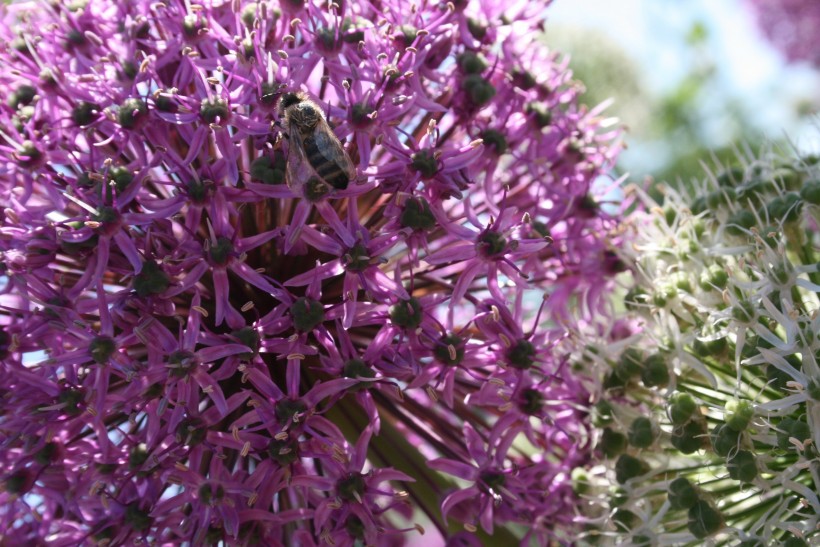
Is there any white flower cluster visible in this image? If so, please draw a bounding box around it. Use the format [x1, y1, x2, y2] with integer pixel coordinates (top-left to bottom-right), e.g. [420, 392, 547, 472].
[581, 148, 820, 546]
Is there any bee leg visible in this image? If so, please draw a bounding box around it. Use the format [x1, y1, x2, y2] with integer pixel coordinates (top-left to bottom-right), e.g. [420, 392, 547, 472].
[273, 121, 290, 140]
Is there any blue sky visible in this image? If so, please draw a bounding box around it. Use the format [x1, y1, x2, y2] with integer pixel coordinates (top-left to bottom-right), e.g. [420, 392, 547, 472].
[548, 0, 820, 157]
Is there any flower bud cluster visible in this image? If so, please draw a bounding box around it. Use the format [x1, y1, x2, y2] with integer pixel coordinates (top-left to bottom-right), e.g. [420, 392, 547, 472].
[583, 150, 820, 546]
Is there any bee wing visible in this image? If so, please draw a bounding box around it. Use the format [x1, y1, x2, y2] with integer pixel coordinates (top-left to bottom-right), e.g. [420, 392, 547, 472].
[284, 126, 315, 193]
[312, 119, 356, 183]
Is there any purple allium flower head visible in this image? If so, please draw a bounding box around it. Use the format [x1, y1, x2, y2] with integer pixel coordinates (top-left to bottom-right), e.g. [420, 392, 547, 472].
[0, 0, 622, 544]
[746, 0, 820, 67]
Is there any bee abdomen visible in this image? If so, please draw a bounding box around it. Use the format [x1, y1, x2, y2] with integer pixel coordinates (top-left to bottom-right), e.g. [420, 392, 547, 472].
[304, 137, 349, 189]
[324, 170, 350, 190]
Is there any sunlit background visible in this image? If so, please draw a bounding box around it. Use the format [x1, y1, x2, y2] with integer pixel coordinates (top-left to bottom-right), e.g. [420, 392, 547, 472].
[546, 0, 820, 187]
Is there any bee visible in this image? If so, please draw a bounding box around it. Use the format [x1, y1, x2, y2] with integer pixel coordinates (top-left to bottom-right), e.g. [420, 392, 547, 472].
[278, 92, 355, 199]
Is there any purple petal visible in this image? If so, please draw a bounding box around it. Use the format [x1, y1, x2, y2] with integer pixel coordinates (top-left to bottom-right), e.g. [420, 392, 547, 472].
[428, 458, 478, 481]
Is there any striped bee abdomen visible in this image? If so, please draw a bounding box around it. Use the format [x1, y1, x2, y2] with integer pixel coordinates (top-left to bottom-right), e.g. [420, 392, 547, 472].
[303, 135, 350, 190]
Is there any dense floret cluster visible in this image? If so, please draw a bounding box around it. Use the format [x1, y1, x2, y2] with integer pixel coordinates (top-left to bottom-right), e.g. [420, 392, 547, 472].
[0, 0, 622, 544]
[584, 150, 820, 546]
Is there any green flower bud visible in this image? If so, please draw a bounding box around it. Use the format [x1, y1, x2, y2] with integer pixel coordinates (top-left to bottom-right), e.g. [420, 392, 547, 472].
[624, 286, 649, 309]
[433, 334, 465, 366]
[71, 101, 100, 126]
[511, 67, 537, 90]
[200, 97, 231, 125]
[731, 300, 756, 324]
[615, 348, 643, 382]
[699, 263, 729, 291]
[400, 197, 436, 231]
[652, 283, 677, 307]
[615, 454, 648, 484]
[250, 155, 287, 185]
[525, 102, 551, 128]
[241, 2, 258, 27]
[133, 261, 169, 297]
[480, 129, 507, 155]
[764, 192, 802, 224]
[800, 180, 820, 204]
[687, 500, 723, 538]
[290, 298, 325, 332]
[89, 336, 117, 364]
[725, 399, 754, 431]
[628, 417, 657, 448]
[726, 449, 757, 482]
[389, 297, 423, 329]
[717, 167, 744, 187]
[457, 51, 488, 74]
[691, 196, 707, 215]
[725, 209, 756, 237]
[612, 509, 638, 532]
[267, 438, 299, 465]
[125, 503, 152, 532]
[668, 392, 698, 425]
[571, 468, 591, 495]
[411, 149, 438, 178]
[691, 336, 728, 358]
[663, 206, 677, 226]
[711, 423, 741, 457]
[668, 477, 699, 510]
[118, 98, 148, 129]
[776, 418, 811, 450]
[462, 74, 496, 107]
[592, 400, 614, 427]
[467, 18, 487, 40]
[600, 427, 627, 458]
[671, 418, 707, 454]
[641, 353, 670, 387]
[707, 188, 735, 211]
